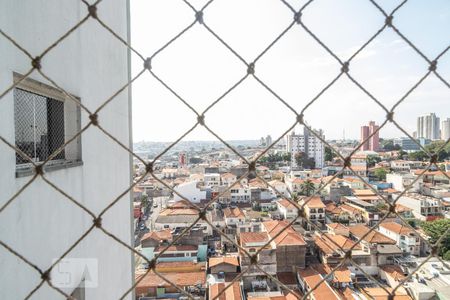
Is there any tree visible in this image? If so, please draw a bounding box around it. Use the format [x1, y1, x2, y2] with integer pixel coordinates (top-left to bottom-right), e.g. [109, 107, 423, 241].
[300, 180, 315, 196]
[398, 150, 408, 160]
[295, 152, 315, 169]
[444, 250, 450, 261]
[324, 146, 336, 162]
[373, 168, 388, 181]
[141, 194, 150, 209]
[421, 219, 450, 258]
[366, 155, 381, 167]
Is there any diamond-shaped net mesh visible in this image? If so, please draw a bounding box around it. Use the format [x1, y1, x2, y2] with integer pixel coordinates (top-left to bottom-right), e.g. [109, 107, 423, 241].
[1, 0, 450, 299]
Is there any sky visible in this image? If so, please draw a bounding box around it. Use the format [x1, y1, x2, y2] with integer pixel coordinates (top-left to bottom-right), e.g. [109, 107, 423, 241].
[130, 0, 450, 142]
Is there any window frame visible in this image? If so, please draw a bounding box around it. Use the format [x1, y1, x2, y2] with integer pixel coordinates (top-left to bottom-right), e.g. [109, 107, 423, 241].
[13, 73, 83, 177]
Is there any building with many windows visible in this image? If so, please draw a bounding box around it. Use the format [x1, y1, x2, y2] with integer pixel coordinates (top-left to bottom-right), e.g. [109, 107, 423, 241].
[286, 126, 325, 169]
[360, 121, 380, 151]
[417, 113, 440, 140]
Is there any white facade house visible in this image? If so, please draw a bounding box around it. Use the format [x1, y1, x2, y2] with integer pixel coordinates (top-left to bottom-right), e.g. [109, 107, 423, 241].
[204, 173, 220, 187]
[378, 222, 420, 256]
[220, 172, 237, 186]
[0, 1, 133, 299]
[230, 183, 250, 203]
[286, 126, 325, 169]
[173, 181, 207, 203]
[396, 194, 442, 220]
[268, 180, 290, 197]
[276, 199, 298, 219]
[386, 173, 422, 192]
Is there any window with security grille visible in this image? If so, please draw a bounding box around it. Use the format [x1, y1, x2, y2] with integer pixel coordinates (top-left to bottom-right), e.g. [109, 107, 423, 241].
[14, 88, 65, 164]
[12, 75, 82, 175]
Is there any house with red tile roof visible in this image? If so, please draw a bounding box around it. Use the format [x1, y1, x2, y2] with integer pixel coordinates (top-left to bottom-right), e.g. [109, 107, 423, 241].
[209, 282, 243, 300]
[263, 220, 307, 271]
[378, 222, 420, 255]
[297, 267, 342, 300]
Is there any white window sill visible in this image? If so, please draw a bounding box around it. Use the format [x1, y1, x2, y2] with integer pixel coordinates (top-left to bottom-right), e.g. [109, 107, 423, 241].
[16, 159, 83, 178]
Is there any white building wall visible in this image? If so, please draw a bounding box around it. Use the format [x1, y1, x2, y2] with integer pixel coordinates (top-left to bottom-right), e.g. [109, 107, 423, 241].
[0, 1, 133, 299]
[173, 181, 206, 203]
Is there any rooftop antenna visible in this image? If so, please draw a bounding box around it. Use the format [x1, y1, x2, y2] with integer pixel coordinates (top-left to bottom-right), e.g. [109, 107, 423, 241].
[343, 129, 345, 142]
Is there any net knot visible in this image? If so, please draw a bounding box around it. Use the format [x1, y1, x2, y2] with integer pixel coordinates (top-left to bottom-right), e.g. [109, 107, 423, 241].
[32, 56, 41, 70]
[35, 164, 44, 176]
[196, 11, 204, 24]
[385, 15, 393, 27]
[386, 111, 394, 122]
[428, 60, 437, 71]
[145, 162, 153, 173]
[89, 113, 99, 126]
[294, 12, 302, 24]
[41, 270, 51, 281]
[88, 5, 98, 19]
[93, 217, 102, 228]
[144, 57, 152, 70]
[430, 154, 438, 164]
[344, 156, 352, 168]
[247, 63, 255, 75]
[341, 62, 349, 73]
[197, 114, 205, 126]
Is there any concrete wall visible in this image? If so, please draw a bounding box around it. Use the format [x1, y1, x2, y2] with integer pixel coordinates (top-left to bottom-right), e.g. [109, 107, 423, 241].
[0, 1, 133, 299]
[276, 245, 306, 271]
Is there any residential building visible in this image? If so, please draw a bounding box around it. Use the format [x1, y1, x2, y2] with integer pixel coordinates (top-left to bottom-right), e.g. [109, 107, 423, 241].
[300, 196, 326, 229]
[230, 182, 251, 203]
[268, 179, 290, 197]
[155, 200, 211, 234]
[136, 262, 206, 298]
[276, 198, 298, 219]
[286, 126, 325, 169]
[223, 207, 246, 226]
[313, 233, 360, 265]
[342, 153, 368, 177]
[442, 118, 450, 141]
[221, 172, 237, 186]
[238, 232, 277, 291]
[348, 224, 402, 266]
[390, 160, 424, 172]
[393, 137, 431, 152]
[361, 121, 380, 151]
[417, 113, 440, 140]
[208, 256, 240, 275]
[0, 1, 133, 298]
[204, 173, 221, 187]
[173, 181, 208, 203]
[263, 220, 307, 271]
[386, 172, 423, 192]
[342, 196, 380, 225]
[396, 194, 442, 220]
[297, 267, 341, 300]
[141, 229, 173, 248]
[378, 222, 420, 255]
[209, 282, 242, 300]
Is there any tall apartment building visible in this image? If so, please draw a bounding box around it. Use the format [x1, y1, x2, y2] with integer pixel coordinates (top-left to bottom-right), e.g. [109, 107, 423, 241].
[286, 127, 324, 169]
[0, 1, 133, 299]
[442, 118, 450, 141]
[360, 121, 380, 151]
[417, 113, 440, 140]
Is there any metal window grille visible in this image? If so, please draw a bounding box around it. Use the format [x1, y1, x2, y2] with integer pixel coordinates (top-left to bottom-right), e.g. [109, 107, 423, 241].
[14, 88, 65, 165]
[0, 0, 450, 300]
